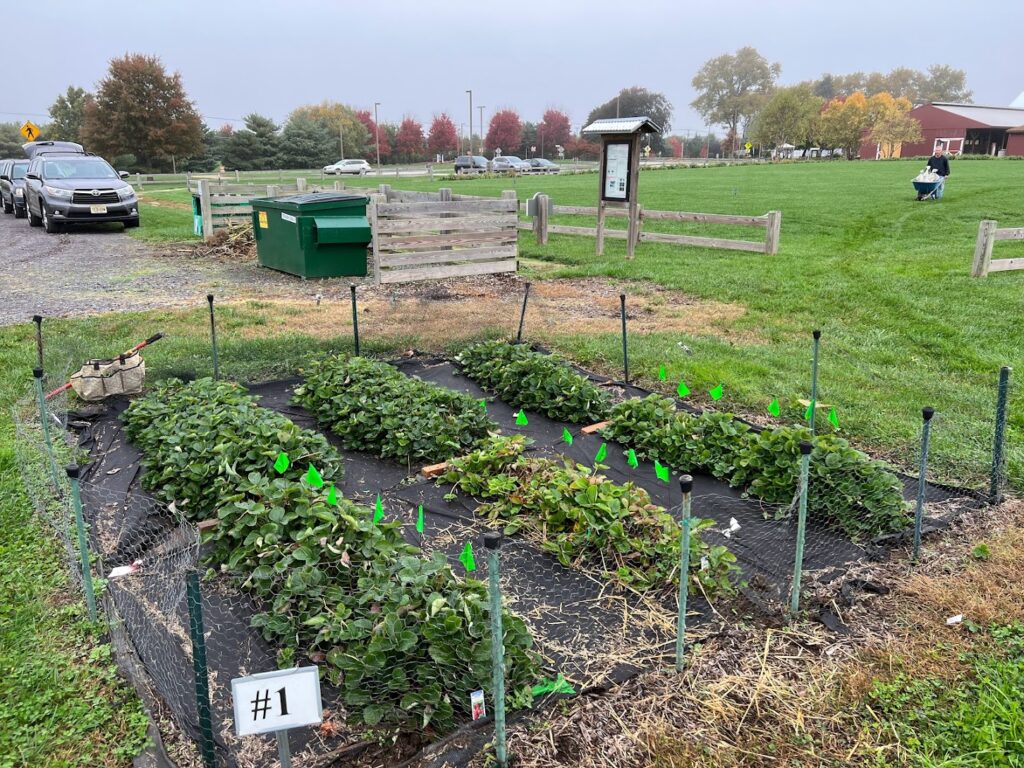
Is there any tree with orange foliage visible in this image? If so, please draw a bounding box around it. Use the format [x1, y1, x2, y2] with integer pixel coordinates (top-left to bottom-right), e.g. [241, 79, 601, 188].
[867, 93, 922, 159]
[817, 92, 870, 157]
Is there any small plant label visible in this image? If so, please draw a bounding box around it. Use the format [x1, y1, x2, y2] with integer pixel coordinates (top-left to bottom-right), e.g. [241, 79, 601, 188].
[231, 666, 322, 737]
[470, 689, 486, 721]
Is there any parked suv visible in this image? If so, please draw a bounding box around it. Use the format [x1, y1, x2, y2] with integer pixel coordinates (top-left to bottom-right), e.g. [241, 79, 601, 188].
[324, 159, 371, 175]
[492, 155, 530, 174]
[0, 158, 30, 217]
[24, 149, 139, 233]
[453, 155, 488, 174]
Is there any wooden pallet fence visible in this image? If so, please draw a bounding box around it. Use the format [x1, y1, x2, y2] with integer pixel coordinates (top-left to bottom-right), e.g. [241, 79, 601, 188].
[371, 192, 519, 284]
[520, 198, 782, 255]
[193, 178, 322, 240]
[971, 219, 1024, 277]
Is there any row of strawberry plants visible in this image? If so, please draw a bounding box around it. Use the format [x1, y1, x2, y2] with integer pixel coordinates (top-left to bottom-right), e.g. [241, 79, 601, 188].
[293, 355, 496, 465]
[600, 395, 908, 540]
[123, 379, 539, 732]
[438, 435, 738, 594]
[454, 341, 612, 424]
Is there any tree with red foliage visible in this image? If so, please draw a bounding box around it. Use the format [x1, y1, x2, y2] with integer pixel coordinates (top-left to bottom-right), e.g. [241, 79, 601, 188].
[536, 109, 571, 158]
[565, 136, 601, 160]
[667, 136, 683, 158]
[485, 110, 522, 155]
[355, 109, 391, 161]
[395, 117, 425, 162]
[427, 113, 458, 160]
[81, 53, 202, 171]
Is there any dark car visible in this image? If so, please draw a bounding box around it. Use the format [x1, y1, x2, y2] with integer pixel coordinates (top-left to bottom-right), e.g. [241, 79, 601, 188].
[453, 155, 488, 174]
[24, 149, 139, 234]
[528, 158, 561, 174]
[0, 158, 30, 217]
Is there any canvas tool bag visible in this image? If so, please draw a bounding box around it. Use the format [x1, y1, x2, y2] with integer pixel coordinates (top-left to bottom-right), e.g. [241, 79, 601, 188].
[70, 352, 146, 401]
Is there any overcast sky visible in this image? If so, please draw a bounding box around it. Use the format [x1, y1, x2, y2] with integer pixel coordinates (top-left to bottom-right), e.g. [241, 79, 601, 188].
[6, 0, 1023, 136]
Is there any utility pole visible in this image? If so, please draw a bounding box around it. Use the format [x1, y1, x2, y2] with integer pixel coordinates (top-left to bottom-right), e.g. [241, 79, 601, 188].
[466, 90, 473, 156]
[478, 106, 486, 152]
[373, 102, 381, 174]
[339, 123, 344, 160]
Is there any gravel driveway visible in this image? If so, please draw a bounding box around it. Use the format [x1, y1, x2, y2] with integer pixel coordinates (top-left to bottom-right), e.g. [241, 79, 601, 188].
[0, 214, 358, 327]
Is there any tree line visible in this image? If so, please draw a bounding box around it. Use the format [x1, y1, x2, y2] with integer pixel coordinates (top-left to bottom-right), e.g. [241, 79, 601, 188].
[3, 50, 972, 171]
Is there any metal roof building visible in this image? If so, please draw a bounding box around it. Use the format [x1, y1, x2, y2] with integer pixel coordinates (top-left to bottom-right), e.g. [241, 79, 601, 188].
[898, 102, 1024, 157]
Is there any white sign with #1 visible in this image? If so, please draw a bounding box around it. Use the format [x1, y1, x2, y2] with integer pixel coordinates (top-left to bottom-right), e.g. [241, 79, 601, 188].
[232, 666, 323, 737]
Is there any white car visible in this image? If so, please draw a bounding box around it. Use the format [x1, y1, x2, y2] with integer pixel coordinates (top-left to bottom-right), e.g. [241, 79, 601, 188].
[323, 159, 371, 176]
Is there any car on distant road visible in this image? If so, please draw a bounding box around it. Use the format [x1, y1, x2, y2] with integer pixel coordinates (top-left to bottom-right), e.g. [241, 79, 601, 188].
[491, 155, 531, 174]
[323, 159, 371, 175]
[24, 152, 138, 234]
[453, 155, 489, 174]
[0, 158, 30, 217]
[528, 158, 561, 174]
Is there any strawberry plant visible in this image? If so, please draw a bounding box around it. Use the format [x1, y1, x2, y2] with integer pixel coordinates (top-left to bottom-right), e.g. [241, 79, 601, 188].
[123, 379, 540, 732]
[454, 341, 611, 424]
[602, 396, 908, 539]
[439, 436, 737, 594]
[293, 355, 495, 465]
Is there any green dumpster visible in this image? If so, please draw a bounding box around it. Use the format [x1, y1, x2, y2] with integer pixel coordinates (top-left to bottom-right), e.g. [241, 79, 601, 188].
[250, 192, 371, 278]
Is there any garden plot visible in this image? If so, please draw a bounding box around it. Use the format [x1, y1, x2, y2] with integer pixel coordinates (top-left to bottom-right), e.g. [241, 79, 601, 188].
[68, 347, 983, 768]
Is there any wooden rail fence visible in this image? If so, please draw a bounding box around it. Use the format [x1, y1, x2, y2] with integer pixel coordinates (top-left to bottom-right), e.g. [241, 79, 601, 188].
[519, 194, 781, 255]
[370, 189, 519, 284]
[192, 178, 333, 240]
[971, 219, 1024, 277]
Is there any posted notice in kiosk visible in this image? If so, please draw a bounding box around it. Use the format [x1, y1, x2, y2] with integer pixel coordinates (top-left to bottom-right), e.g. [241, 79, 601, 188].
[604, 143, 629, 200]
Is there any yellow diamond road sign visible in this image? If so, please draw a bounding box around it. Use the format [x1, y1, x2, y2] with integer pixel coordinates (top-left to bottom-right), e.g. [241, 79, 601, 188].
[744, 142, 752, 151]
[21, 121, 41, 142]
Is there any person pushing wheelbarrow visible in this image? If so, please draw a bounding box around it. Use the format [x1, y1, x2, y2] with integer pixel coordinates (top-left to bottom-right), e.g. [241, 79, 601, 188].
[914, 145, 951, 201]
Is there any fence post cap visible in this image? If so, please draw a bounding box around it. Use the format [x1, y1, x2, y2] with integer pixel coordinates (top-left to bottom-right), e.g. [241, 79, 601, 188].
[32, 314, 42, 324]
[620, 292, 626, 301]
[65, 463, 80, 479]
[799, 440, 813, 455]
[483, 532, 502, 551]
[922, 406, 935, 421]
[32, 367, 43, 379]
[678, 474, 694, 493]
[206, 293, 214, 303]
[812, 329, 821, 340]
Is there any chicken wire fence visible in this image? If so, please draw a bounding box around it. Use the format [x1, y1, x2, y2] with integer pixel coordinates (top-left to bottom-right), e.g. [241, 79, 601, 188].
[9, 331, 1013, 768]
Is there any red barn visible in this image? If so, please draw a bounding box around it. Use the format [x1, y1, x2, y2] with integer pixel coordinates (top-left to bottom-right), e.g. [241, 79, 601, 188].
[899, 103, 1024, 157]
[1008, 125, 1024, 156]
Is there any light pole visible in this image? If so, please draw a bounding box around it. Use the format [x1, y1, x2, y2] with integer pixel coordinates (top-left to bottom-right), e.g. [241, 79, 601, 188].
[466, 90, 474, 156]
[339, 123, 344, 160]
[373, 102, 382, 175]
[460, 124, 466, 154]
[478, 106, 485, 154]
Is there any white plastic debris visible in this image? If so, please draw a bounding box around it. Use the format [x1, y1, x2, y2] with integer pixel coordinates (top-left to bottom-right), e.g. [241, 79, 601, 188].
[700, 556, 709, 571]
[946, 614, 963, 626]
[721, 517, 741, 538]
[109, 559, 143, 578]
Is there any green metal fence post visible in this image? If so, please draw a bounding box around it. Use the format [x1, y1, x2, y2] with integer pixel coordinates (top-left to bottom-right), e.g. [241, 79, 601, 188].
[350, 284, 360, 356]
[676, 475, 693, 673]
[186, 572, 217, 768]
[990, 367, 1012, 505]
[620, 293, 629, 384]
[33, 314, 44, 370]
[484, 532, 508, 768]
[913, 407, 935, 565]
[809, 329, 821, 433]
[516, 282, 531, 344]
[789, 440, 813, 616]
[33, 368, 59, 489]
[65, 464, 98, 623]
[206, 294, 220, 380]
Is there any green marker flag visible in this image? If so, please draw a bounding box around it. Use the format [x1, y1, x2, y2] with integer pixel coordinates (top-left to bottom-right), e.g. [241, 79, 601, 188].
[516, 410, 529, 426]
[306, 464, 324, 488]
[768, 399, 781, 417]
[373, 494, 384, 524]
[531, 674, 577, 697]
[478, 398, 487, 411]
[627, 449, 639, 468]
[459, 541, 477, 572]
[805, 400, 815, 421]
[416, 504, 424, 534]
[828, 407, 840, 429]
[327, 485, 337, 505]
[594, 442, 607, 463]
[273, 451, 290, 474]
[709, 384, 724, 401]
[677, 380, 691, 398]
[562, 427, 573, 445]
[654, 459, 670, 483]
[658, 365, 667, 381]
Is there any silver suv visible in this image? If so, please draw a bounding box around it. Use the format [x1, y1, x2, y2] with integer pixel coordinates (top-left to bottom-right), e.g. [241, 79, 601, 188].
[23, 142, 139, 233]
